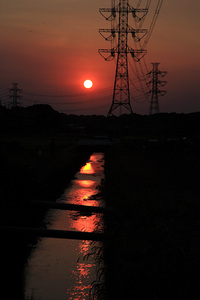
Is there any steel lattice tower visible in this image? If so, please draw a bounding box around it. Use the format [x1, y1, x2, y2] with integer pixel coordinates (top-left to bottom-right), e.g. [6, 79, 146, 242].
[8, 83, 22, 108]
[147, 63, 167, 115]
[99, 0, 148, 116]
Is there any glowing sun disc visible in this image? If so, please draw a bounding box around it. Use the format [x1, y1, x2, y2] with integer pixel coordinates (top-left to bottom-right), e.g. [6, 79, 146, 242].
[84, 79, 93, 89]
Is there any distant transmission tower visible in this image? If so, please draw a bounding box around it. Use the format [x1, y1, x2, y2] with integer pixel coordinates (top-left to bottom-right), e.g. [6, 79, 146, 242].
[8, 83, 23, 108]
[99, 0, 148, 116]
[147, 63, 167, 114]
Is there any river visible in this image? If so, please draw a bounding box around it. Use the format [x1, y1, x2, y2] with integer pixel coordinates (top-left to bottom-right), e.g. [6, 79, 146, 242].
[24, 153, 105, 300]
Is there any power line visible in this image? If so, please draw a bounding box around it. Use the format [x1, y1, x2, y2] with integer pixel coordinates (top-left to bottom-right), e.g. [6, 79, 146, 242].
[142, 0, 164, 48]
[99, 0, 164, 116]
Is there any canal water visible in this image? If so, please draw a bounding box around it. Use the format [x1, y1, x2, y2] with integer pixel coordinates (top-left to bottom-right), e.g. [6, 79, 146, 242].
[24, 153, 105, 300]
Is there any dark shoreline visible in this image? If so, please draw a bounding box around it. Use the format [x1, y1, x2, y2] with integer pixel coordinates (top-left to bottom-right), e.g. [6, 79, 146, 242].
[1, 108, 200, 299]
[1, 140, 91, 300]
[103, 138, 200, 299]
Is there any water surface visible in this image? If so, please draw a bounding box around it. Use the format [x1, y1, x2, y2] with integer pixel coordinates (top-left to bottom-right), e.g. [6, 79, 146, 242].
[25, 153, 105, 300]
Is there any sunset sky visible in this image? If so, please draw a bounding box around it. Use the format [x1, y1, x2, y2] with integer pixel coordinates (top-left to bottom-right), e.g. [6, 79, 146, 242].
[1, 0, 200, 115]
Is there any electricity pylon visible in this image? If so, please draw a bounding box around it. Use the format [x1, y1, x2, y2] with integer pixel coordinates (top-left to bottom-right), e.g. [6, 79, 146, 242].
[8, 83, 22, 108]
[147, 63, 167, 115]
[99, 0, 148, 116]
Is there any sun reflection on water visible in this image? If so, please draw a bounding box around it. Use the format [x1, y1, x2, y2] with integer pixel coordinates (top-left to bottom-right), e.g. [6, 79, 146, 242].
[80, 162, 94, 174]
[77, 180, 95, 188]
[67, 261, 97, 300]
[25, 153, 104, 300]
[66, 183, 99, 207]
[66, 153, 104, 299]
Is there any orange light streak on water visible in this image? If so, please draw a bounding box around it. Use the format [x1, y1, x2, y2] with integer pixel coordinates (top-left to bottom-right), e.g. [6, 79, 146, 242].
[25, 153, 104, 300]
[80, 162, 94, 174]
[77, 180, 95, 188]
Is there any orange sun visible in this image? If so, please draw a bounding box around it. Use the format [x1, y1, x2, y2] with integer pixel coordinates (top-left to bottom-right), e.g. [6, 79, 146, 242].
[83, 79, 93, 89]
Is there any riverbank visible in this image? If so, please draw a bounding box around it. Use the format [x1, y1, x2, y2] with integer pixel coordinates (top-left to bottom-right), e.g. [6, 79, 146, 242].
[0, 133, 91, 299]
[1, 134, 91, 221]
[104, 137, 200, 299]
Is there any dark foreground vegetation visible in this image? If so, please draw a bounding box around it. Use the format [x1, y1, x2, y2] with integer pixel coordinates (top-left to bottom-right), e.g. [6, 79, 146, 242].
[104, 138, 200, 299]
[0, 104, 200, 299]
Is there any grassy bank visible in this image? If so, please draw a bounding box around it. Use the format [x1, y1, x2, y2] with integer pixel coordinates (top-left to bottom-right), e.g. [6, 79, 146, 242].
[0, 134, 91, 223]
[0, 133, 91, 299]
[104, 138, 200, 299]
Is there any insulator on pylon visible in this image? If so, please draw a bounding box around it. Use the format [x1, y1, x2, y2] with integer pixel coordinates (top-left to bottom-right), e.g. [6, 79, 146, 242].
[131, 51, 135, 58]
[111, 8, 116, 18]
[131, 32, 135, 38]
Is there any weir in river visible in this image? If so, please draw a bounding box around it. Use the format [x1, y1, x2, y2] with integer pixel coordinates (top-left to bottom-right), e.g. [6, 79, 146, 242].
[24, 152, 105, 300]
